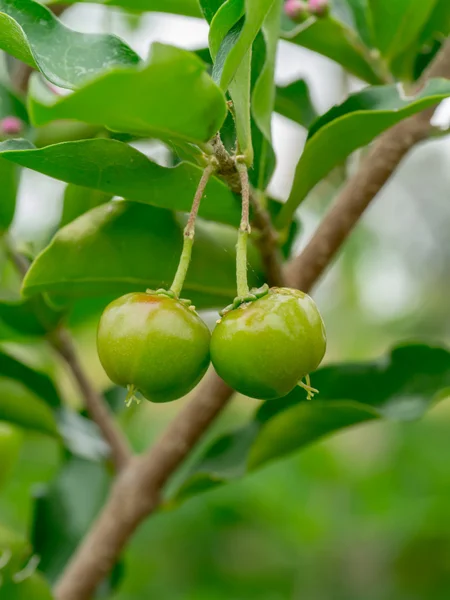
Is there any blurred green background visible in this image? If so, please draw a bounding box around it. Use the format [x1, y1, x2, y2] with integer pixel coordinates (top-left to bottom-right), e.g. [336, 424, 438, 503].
[2, 4, 450, 599]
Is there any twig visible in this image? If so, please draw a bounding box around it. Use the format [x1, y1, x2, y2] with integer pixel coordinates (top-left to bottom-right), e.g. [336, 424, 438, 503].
[55, 39, 450, 600]
[235, 160, 251, 297]
[5, 243, 131, 472]
[170, 162, 216, 297]
[212, 134, 285, 287]
[49, 329, 131, 471]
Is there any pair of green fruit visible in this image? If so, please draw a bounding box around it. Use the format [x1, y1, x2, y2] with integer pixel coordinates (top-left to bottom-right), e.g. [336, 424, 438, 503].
[97, 286, 326, 403]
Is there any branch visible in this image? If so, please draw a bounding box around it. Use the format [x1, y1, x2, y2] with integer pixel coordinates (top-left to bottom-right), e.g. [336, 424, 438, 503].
[55, 40, 450, 600]
[49, 328, 131, 471]
[5, 242, 131, 472]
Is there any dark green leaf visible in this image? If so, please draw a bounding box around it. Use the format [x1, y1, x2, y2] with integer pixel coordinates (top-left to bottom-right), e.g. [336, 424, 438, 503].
[0, 350, 60, 407]
[32, 457, 111, 581]
[0, 83, 28, 123]
[282, 15, 383, 84]
[174, 343, 450, 502]
[274, 79, 318, 129]
[0, 0, 140, 89]
[250, 0, 282, 189]
[22, 201, 264, 308]
[368, 0, 439, 60]
[209, 0, 276, 92]
[338, 0, 373, 47]
[0, 157, 17, 232]
[0, 376, 57, 435]
[29, 43, 227, 145]
[0, 572, 53, 600]
[199, 0, 226, 22]
[0, 296, 63, 338]
[0, 139, 241, 227]
[60, 184, 112, 227]
[277, 78, 450, 228]
[65, 0, 203, 16]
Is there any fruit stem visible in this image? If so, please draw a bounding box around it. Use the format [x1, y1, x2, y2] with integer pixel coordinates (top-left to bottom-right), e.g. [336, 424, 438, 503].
[170, 161, 216, 297]
[236, 158, 251, 298]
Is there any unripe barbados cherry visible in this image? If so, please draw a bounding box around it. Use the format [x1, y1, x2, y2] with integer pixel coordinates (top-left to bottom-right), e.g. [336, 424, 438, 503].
[211, 287, 326, 400]
[97, 292, 211, 403]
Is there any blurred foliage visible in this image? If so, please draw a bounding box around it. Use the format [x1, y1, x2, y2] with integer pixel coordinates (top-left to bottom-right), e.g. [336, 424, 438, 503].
[0, 0, 450, 598]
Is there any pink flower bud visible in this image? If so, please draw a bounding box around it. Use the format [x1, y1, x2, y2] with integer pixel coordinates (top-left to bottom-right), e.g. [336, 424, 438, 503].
[0, 116, 23, 136]
[284, 0, 309, 21]
[308, 0, 329, 17]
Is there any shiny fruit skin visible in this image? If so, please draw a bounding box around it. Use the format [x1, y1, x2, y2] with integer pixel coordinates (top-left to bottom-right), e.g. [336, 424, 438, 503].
[0, 422, 23, 491]
[97, 293, 211, 402]
[211, 287, 326, 400]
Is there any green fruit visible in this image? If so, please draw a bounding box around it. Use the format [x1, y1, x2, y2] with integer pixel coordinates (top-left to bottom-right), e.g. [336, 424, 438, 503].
[97, 292, 211, 402]
[211, 287, 326, 400]
[0, 422, 23, 491]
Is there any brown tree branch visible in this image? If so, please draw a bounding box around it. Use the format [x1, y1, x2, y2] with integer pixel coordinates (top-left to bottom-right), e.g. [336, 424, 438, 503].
[5, 242, 131, 472]
[49, 328, 132, 471]
[55, 39, 450, 600]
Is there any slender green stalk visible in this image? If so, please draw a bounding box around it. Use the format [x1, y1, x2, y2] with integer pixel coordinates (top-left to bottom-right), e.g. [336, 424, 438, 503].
[236, 159, 251, 298]
[170, 162, 216, 297]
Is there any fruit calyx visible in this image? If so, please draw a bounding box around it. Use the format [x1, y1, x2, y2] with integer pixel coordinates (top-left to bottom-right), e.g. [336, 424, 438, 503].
[145, 288, 197, 312]
[219, 283, 270, 317]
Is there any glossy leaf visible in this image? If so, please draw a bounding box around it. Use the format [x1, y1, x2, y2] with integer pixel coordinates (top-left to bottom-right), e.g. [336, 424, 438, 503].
[60, 184, 112, 227]
[0, 296, 63, 338]
[210, 0, 276, 92]
[282, 14, 383, 84]
[32, 457, 111, 581]
[174, 344, 450, 501]
[277, 78, 450, 228]
[0, 158, 17, 232]
[368, 0, 439, 60]
[29, 43, 227, 145]
[0, 377, 57, 436]
[337, 0, 373, 47]
[250, 0, 282, 188]
[199, 0, 226, 22]
[0, 0, 140, 89]
[275, 79, 318, 129]
[61, 0, 203, 17]
[0, 139, 241, 227]
[22, 201, 264, 308]
[0, 350, 60, 407]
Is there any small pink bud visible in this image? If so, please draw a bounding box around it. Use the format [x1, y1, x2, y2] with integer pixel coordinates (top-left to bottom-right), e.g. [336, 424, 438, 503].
[308, 0, 329, 17]
[284, 0, 309, 21]
[0, 116, 23, 136]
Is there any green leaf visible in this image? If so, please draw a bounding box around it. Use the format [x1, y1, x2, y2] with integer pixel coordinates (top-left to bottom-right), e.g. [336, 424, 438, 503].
[62, 0, 203, 17]
[0, 0, 140, 89]
[0, 350, 60, 407]
[60, 184, 112, 227]
[368, 0, 439, 60]
[0, 376, 57, 435]
[29, 43, 227, 145]
[199, 0, 226, 22]
[277, 78, 450, 228]
[0, 296, 63, 338]
[0, 157, 18, 232]
[173, 343, 450, 502]
[22, 201, 264, 308]
[0, 572, 53, 599]
[282, 15, 383, 84]
[0, 139, 241, 227]
[338, 0, 373, 48]
[0, 83, 28, 123]
[275, 79, 318, 129]
[210, 0, 276, 92]
[32, 457, 111, 581]
[250, 0, 282, 189]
